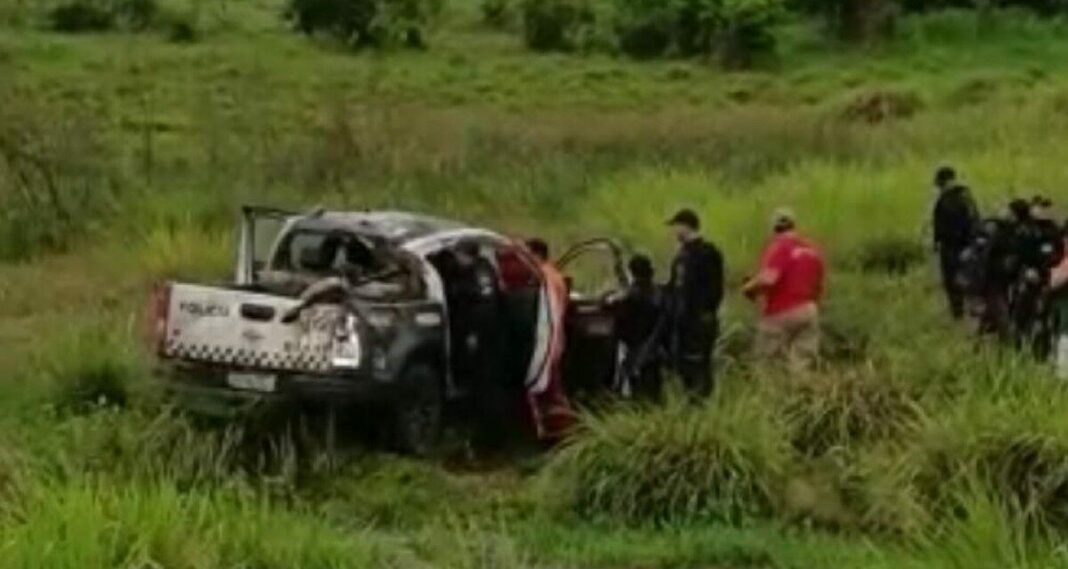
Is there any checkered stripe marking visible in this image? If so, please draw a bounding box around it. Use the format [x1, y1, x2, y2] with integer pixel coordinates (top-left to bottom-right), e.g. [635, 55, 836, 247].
[164, 340, 332, 372]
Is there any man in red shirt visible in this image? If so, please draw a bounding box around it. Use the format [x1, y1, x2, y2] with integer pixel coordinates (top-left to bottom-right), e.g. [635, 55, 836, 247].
[742, 208, 826, 371]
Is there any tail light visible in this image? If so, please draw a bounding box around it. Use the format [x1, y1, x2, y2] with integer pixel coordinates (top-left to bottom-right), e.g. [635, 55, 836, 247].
[148, 282, 172, 356]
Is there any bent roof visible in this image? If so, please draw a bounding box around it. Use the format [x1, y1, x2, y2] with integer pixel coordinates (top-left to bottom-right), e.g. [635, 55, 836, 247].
[289, 210, 470, 245]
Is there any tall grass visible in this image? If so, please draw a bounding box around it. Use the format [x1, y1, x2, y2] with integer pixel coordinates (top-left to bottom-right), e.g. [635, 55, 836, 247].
[0, 481, 387, 569]
[542, 386, 792, 525]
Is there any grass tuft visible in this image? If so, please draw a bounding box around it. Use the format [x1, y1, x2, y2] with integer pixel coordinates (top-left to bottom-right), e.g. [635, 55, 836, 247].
[542, 387, 790, 525]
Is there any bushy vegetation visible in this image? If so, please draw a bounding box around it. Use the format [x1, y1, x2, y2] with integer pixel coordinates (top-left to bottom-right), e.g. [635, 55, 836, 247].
[0, 93, 119, 261]
[285, 0, 441, 49]
[520, 0, 597, 51]
[610, 0, 784, 66]
[544, 391, 791, 525]
[855, 236, 927, 275]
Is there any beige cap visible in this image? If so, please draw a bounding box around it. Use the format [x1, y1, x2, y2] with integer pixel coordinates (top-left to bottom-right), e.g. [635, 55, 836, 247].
[772, 207, 796, 228]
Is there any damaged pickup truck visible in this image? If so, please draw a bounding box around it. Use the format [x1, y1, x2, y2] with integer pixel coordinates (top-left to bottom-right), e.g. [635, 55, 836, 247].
[150, 207, 631, 453]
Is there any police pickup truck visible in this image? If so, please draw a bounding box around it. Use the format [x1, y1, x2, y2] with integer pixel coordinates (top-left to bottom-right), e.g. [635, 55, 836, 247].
[151, 207, 630, 453]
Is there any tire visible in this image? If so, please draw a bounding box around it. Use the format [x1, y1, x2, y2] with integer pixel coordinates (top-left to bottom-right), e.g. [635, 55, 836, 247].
[390, 363, 444, 457]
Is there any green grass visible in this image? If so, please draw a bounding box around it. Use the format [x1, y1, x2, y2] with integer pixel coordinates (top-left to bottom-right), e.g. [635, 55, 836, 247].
[7, 1, 1068, 567]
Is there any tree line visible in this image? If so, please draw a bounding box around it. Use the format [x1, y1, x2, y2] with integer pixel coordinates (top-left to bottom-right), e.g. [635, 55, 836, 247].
[36, 0, 1068, 69]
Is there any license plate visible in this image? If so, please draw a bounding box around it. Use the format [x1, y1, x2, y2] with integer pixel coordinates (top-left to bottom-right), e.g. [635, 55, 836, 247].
[227, 372, 277, 393]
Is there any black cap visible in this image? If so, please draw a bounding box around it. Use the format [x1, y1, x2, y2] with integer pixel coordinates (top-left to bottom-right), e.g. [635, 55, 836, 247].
[935, 166, 956, 186]
[667, 208, 700, 230]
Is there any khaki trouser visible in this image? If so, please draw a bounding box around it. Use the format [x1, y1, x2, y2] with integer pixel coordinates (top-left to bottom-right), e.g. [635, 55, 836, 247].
[755, 303, 820, 372]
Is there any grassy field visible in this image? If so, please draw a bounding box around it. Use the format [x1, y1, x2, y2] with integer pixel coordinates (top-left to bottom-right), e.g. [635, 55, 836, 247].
[6, 1, 1068, 567]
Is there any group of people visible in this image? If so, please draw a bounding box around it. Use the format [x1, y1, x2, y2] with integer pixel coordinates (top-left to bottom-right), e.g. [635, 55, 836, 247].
[931, 166, 1068, 376]
[433, 204, 828, 445]
[607, 206, 827, 401]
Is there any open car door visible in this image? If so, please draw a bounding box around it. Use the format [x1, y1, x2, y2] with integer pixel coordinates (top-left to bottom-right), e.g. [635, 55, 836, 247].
[557, 239, 630, 400]
[236, 205, 297, 286]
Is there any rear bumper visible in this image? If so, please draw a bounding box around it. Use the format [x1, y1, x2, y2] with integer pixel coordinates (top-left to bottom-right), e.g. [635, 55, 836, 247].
[161, 364, 407, 417]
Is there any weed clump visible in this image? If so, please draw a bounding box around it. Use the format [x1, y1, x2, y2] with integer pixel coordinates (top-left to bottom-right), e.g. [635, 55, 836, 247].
[907, 392, 1068, 531]
[481, 0, 513, 28]
[854, 235, 926, 275]
[34, 325, 143, 414]
[543, 391, 790, 525]
[776, 369, 922, 458]
[840, 88, 924, 124]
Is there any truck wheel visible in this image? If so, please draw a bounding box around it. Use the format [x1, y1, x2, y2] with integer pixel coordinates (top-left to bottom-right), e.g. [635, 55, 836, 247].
[391, 364, 444, 457]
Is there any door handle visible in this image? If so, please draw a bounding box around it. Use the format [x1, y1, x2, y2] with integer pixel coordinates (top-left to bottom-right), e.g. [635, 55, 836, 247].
[240, 303, 276, 321]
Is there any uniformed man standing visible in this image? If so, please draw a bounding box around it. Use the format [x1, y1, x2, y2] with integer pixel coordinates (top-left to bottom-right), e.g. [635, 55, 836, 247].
[450, 240, 507, 448]
[931, 168, 979, 320]
[666, 209, 725, 399]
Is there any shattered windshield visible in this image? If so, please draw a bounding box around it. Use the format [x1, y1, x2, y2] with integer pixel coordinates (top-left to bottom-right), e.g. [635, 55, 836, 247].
[263, 229, 424, 300]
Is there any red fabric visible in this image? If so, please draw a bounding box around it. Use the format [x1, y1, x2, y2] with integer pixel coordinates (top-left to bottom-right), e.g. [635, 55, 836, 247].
[528, 261, 575, 442]
[497, 247, 538, 290]
[759, 232, 825, 316]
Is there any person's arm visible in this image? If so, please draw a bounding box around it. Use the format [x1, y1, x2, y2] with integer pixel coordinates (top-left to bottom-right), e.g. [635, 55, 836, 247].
[1051, 258, 1068, 290]
[931, 197, 944, 251]
[709, 247, 725, 313]
[743, 243, 782, 299]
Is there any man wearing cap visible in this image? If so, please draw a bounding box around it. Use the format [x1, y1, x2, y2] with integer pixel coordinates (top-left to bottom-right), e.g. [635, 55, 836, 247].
[743, 208, 826, 372]
[666, 209, 725, 399]
[931, 167, 979, 320]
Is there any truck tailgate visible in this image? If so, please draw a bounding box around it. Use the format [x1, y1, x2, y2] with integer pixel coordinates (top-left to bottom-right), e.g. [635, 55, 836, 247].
[162, 283, 342, 373]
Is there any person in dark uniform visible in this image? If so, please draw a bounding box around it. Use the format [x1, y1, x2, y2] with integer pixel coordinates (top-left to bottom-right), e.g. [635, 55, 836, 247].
[448, 241, 508, 449]
[931, 168, 979, 320]
[605, 254, 664, 401]
[962, 215, 1015, 340]
[666, 208, 725, 399]
[1007, 197, 1063, 358]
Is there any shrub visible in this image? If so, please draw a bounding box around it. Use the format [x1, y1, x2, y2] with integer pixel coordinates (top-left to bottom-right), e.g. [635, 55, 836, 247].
[854, 235, 927, 274]
[49, 0, 114, 32]
[611, 0, 783, 66]
[285, 0, 440, 49]
[521, 0, 596, 52]
[165, 13, 199, 43]
[49, 0, 160, 33]
[793, 0, 899, 42]
[481, 0, 512, 28]
[715, 0, 784, 68]
[542, 390, 790, 525]
[612, 0, 676, 58]
[116, 0, 158, 30]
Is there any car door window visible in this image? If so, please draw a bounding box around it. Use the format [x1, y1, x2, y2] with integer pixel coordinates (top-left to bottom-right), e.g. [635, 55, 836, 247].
[557, 239, 629, 301]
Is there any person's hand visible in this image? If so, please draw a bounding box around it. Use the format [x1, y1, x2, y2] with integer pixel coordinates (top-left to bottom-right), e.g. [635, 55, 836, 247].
[742, 280, 758, 301]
